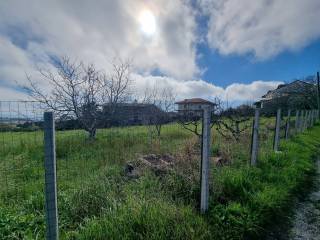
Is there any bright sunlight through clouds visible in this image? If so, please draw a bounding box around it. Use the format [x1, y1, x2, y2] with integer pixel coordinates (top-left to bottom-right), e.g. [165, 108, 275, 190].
[139, 9, 156, 36]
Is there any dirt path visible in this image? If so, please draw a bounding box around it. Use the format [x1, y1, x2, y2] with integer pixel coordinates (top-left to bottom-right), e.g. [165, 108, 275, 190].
[287, 157, 320, 240]
[266, 157, 320, 240]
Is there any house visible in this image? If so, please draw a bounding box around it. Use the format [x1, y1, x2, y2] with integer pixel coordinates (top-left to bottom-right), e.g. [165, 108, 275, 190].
[257, 80, 317, 114]
[175, 98, 216, 112]
[102, 103, 166, 126]
[261, 80, 315, 102]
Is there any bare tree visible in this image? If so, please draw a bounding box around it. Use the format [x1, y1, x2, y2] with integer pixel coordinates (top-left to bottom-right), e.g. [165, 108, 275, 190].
[215, 105, 253, 141]
[177, 97, 223, 137]
[100, 58, 133, 127]
[177, 111, 202, 137]
[24, 56, 132, 139]
[101, 58, 132, 116]
[142, 85, 176, 137]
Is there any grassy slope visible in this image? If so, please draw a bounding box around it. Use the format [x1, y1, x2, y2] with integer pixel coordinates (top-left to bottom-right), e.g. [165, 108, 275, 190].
[72, 125, 319, 240]
[0, 123, 319, 239]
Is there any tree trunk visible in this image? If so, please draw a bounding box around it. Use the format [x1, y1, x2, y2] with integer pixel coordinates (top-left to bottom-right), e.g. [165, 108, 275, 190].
[88, 128, 96, 140]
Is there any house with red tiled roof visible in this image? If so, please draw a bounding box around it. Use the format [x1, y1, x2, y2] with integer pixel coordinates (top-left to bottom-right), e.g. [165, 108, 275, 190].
[175, 98, 215, 112]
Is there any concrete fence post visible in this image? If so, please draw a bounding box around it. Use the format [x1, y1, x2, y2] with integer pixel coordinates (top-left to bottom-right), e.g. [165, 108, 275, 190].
[295, 110, 300, 134]
[200, 106, 211, 213]
[250, 108, 260, 166]
[44, 112, 59, 240]
[308, 110, 311, 128]
[285, 109, 291, 139]
[308, 110, 312, 128]
[273, 108, 281, 152]
[305, 110, 309, 129]
[303, 110, 307, 130]
[317, 72, 320, 119]
[313, 110, 316, 123]
[300, 110, 305, 132]
[302, 110, 308, 132]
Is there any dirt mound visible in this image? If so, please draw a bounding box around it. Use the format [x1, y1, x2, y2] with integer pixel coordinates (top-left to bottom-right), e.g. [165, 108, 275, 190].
[124, 154, 174, 178]
[141, 154, 174, 166]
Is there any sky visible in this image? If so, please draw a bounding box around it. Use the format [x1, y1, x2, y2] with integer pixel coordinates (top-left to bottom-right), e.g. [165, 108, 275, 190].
[0, 0, 320, 105]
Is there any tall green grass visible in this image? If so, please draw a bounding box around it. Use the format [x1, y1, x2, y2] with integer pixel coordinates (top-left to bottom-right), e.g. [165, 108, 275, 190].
[0, 122, 319, 239]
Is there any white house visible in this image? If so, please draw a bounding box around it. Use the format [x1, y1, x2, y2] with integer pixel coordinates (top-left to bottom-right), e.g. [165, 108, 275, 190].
[175, 98, 215, 112]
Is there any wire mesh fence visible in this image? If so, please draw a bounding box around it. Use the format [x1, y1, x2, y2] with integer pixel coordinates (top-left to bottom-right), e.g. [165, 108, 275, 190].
[0, 101, 45, 203]
[0, 100, 319, 238]
[54, 115, 202, 204]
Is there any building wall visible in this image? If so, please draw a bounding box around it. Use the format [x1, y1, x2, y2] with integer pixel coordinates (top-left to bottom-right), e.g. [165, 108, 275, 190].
[178, 103, 213, 112]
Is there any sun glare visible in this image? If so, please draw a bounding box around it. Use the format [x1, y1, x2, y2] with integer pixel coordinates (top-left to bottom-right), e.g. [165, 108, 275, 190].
[139, 10, 156, 36]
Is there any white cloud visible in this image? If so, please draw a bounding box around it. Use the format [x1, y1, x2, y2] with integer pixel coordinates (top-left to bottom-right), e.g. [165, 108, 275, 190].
[201, 0, 320, 59]
[224, 80, 283, 102]
[0, 0, 199, 81]
[0, 69, 281, 105]
[132, 74, 282, 104]
[0, 87, 29, 101]
[0, 0, 289, 105]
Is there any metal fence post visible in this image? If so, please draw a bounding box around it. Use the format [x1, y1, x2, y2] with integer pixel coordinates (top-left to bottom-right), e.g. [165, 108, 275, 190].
[295, 110, 300, 134]
[250, 107, 260, 166]
[200, 106, 211, 213]
[285, 109, 291, 139]
[44, 112, 59, 240]
[273, 108, 281, 152]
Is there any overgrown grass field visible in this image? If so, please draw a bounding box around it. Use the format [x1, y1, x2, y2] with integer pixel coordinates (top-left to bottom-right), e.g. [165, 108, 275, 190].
[0, 120, 319, 239]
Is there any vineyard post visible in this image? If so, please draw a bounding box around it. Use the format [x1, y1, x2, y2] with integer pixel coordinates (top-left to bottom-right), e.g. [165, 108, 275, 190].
[302, 110, 308, 132]
[317, 72, 320, 119]
[308, 110, 312, 128]
[44, 112, 59, 240]
[200, 106, 211, 213]
[300, 110, 305, 132]
[305, 110, 309, 129]
[311, 110, 315, 126]
[285, 109, 291, 139]
[307, 110, 311, 129]
[250, 105, 260, 166]
[273, 108, 281, 152]
[295, 110, 300, 134]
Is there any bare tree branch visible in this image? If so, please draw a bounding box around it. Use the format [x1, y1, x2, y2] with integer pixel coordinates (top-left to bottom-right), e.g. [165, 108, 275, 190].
[24, 56, 132, 139]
